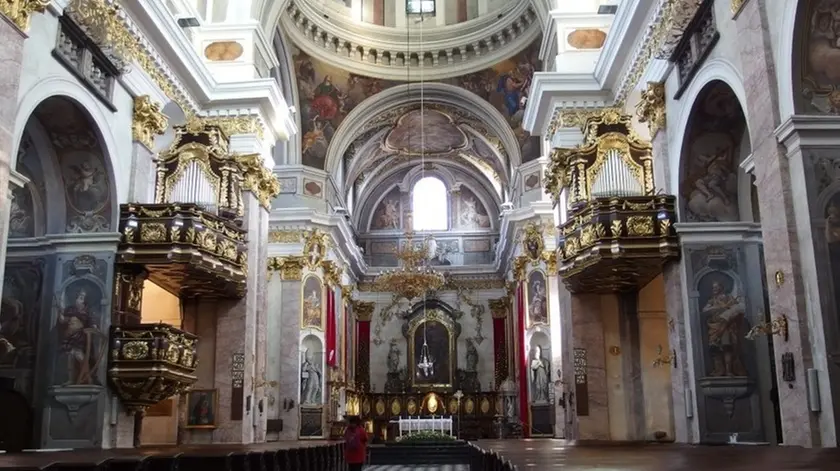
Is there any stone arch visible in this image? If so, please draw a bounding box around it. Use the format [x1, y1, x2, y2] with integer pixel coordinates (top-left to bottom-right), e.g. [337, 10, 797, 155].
[675, 78, 754, 223]
[790, 0, 840, 115]
[669, 58, 751, 197]
[13, 95, 118, 234]
[325, 83, 522, 185]
[14, 78, 121, 231]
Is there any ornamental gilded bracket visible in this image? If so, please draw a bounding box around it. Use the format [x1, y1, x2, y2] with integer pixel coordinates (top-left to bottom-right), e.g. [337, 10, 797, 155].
[0, 0, 50, 31]
[132, 95, 168, 150]
[636, 82, 666, 138]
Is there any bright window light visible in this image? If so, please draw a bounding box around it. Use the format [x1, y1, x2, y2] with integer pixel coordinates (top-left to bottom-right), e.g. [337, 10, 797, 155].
[407, 0, 435, 14]
[412, 176, 447, 231]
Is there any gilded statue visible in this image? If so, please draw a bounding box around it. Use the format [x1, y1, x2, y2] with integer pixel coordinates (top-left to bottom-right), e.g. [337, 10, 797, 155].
[132, 96, 168, 150]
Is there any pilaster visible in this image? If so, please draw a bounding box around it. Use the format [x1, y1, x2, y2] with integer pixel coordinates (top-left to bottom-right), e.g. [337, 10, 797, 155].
[735, 0, 819, 447]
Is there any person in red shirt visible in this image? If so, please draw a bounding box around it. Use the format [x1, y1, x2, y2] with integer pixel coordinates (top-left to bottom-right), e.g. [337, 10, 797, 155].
[344, 415, 368, 471]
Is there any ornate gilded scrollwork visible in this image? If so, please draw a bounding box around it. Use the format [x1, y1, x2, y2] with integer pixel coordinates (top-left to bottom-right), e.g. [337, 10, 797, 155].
[108, 324, 198, 412]
[65, 0, 133, 70]
[132, 95, 168, 150]
[267, 256, 306, 281]
[303, 229, 330, 269]
[636, 82, 666, 138]
[235, 153, 281, 210]
[0, 0, 50, 32]
[521, 223, 545, 264]
[488, 297, 510, 319]
[353, 300, 375, 322]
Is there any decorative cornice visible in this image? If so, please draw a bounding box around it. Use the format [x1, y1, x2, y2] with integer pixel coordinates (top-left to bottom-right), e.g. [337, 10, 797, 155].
[635, 82, 666, 137]
[131, 95, 168, 150]
[656, 0, 703, 60]
[489, 297, 511, 319]
[352, 300, 375, 322]
[0, 0, 50, 32]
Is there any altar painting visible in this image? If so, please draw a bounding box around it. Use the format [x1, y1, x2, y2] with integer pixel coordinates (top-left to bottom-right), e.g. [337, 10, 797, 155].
[410, 315, 453, 388]
[301, 275, 324, 329]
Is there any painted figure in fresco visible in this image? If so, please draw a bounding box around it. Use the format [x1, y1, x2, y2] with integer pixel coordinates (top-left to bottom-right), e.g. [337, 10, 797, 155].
[805, 3, 840, 112]
[300, 348, 322, 404]
[0, 296, 26, 366]
[465, 339, 479, 372]
[312, 75, 347, 121]
[387, 339, 402, 374]
[530, 345, 550, 403]
[703, 281, 747, 377]
[66, 160, 107, 213]
[529, 278, 548, 325]
[460, 196, 488, 228]
[378, 199, 400, 229]
[56, 289, 103, 385]
[826, 201, 840, 243]
[8, 187, 33, 238]
[190, 393, 215, 426]
[685, 147, 739, 222]
[303, 287, 322, 327]
[496, 63, 532, 117]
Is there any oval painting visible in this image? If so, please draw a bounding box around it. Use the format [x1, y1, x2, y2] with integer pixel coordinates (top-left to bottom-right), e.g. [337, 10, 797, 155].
[204, 41, 244, 61]
[567, 29, 607, 50]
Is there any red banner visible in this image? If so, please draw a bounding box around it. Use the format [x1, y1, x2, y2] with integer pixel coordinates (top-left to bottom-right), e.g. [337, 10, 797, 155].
[326, 287, 336, 367]
[356, 317, 371, 390]
[492, 315, 508, 387]
[517, 281, 530, 437]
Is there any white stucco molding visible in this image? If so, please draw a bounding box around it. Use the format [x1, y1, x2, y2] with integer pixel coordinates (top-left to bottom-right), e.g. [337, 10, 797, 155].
[327, 83, 522, 187]
[777, 0, 799, 121]
[775, 115, 840, 153]
[674, 222, 763, 245]
[128, 0, 297, 140]
[666, 58, 750, 199]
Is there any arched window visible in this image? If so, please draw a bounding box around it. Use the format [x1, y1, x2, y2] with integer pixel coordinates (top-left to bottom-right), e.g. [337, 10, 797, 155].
[412, 176, 448, 231]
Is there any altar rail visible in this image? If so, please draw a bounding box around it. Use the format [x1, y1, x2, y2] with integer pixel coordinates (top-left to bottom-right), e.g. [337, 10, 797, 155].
[348, 391, 502, 440]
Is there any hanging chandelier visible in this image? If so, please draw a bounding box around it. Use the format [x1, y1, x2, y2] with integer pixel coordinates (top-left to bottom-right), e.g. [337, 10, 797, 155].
[375, 232, 446, 301]
[417, 309, 435, 377]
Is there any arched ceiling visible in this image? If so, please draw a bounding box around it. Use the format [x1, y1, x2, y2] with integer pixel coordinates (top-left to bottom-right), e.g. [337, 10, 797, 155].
[291, 38, 543, 178]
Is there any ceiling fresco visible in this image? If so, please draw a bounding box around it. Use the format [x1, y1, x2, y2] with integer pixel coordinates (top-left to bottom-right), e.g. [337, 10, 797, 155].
[293, 37, 542, 170]
[383, 109, 469, 155]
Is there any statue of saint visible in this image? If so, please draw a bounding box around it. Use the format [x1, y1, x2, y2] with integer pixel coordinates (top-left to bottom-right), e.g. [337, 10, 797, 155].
[300, 349, 322, 404]
[465, 340, 479, 372]
[529, 345, 550, 403]
[703, 280, 747, 377]
[387, 339, 402, 374]
[57, 289, 103, 385]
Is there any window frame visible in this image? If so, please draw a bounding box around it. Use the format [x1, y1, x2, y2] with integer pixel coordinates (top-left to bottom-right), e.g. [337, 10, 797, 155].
[411, 176, 448, 231]
[406, 0, 435, 15]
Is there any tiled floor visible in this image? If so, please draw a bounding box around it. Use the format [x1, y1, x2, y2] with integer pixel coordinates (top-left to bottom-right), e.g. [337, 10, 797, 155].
[364, 467, 469, 471]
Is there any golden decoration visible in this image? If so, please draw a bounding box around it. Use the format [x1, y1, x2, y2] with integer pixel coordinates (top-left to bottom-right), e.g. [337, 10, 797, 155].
[132, 95, 168, 150]
[352, 300, 375, 322]
[774, 270, 784, 287]
[488, 297, 510, 319]
[66, 0, 133, 69]
[512, 255, 528, 282]
[390, 398, 401, 416]
[358, 278, 505, 292]
[269, 230, 304, 243]
[610, 219, 623, 237]
[321, 260, 342, 287]
[546, 107, 621, 138]
[544, 147, 573, 202]
[235, 153, 280, 209]
[375, 398, 385, 416]
[139, 222, 167, 242]
[652, 345, 676, 368]
[659, 218, 672, 234]
[267, 256, 305, 280]
[609, 346, 621, 356]
[375, 232, 446, 301]
[479, 397, 490, 414]
[303, 229, 329, 269]
[407, 398, 417, 415]
[0, 0, 50, 32]
[731, 0, 746, 16]
[542, 251, 557, 273]
[746, 314, 789, 342]
[626, 216, 654, 236]
[465, 398, 475, 414]
[636, 82, 666, 138]
[340, 284, 355, 300]
[188, 115, 265, 141]
[521, 223, 545, 264]
[204, 40, 244, 61]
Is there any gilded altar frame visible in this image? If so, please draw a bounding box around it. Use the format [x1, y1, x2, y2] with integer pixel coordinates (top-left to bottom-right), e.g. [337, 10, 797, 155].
[404, 309, 458, 392]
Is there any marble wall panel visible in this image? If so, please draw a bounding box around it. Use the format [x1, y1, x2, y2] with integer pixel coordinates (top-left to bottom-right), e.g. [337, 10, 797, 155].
[571, 293, 609, 440]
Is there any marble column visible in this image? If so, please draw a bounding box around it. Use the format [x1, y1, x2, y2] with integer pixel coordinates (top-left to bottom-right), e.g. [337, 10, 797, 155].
[650, 125, 699, 443]
[571, 293, 608, 440]
[0, 15, 27, 301]
[735, 0, 819, 447]
[552, 277, 574, 438]
[211, 191, 269, 444]
[270, 256, 305, 440]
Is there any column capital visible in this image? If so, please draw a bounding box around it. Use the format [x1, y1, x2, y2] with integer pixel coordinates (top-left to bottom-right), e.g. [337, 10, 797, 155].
[235, 153, 280, 210]
[268, 255, 306, 280]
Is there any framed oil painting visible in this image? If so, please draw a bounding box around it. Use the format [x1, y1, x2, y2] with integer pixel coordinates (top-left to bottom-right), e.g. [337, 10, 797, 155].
[185, 389, 218, 429]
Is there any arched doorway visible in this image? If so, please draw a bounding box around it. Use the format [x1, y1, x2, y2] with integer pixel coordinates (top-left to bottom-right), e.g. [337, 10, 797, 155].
[1, 95, 117, 449]
[677, 80, 780, 444]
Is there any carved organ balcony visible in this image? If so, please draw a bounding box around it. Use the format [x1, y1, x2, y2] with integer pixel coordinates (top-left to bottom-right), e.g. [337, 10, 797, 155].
[108, 323, 198, 412]
[545, 110, 679, 293]
[117, 123, 270, 299]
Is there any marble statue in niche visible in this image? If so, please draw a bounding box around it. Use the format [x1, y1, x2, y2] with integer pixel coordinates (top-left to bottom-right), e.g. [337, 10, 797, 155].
[387, 339, 402, 374]
[0, 263, 43, 369]
[801, 0, 840, 114]
[681, 82, 744, 222]
[457, 188, 491, 229]
[302, 276, 323, 329]
[465, 339, 479, 372]
[699, 272, 748, 377]
[300, 336, 323, 405]
[8, 185, 34, 238]
[371, 189, 401, 230]
[529, 344, 550, 404]
[527, 271, 548, 326]
[55, 280, 106, 385]
[384, 338, 407, 393]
